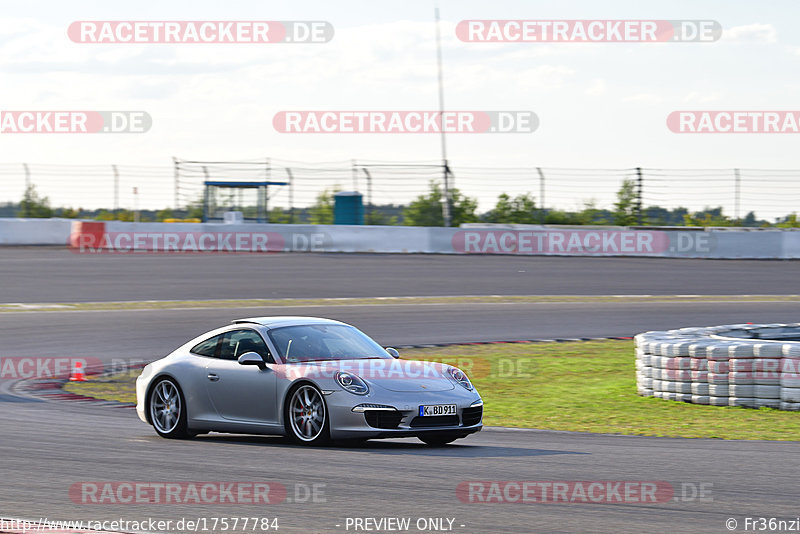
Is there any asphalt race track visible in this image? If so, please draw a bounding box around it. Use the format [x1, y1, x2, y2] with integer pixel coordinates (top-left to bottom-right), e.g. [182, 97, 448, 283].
[1, 248, 800, 302]
[2, 250, 800, 534]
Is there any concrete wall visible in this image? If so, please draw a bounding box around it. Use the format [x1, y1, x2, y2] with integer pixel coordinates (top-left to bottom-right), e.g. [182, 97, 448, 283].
[2, 218, 800, 258]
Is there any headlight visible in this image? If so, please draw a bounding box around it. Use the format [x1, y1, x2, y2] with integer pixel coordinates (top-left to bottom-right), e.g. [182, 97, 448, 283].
[447, 366, 474, 391]
[335, 371, 369, 395]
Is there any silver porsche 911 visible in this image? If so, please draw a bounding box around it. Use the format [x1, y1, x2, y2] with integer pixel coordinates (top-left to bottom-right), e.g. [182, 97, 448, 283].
[136, 316, 483, 445]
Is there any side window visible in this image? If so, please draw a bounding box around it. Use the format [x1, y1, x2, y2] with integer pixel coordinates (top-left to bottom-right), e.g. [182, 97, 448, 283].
[190, 334, 223, 357]
[219, 330, 273, 363]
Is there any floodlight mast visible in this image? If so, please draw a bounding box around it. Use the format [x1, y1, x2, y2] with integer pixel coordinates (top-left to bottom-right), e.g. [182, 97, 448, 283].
[435, 7, 452, 228]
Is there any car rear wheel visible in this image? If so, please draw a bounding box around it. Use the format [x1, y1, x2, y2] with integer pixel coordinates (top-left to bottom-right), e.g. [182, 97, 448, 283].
[285, 384, 330, 445]
[149, 378, 191, 439]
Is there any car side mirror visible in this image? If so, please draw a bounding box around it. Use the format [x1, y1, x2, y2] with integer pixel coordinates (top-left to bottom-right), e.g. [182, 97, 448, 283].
[385, 347, 400, 359]
[238, 352, 267, 370]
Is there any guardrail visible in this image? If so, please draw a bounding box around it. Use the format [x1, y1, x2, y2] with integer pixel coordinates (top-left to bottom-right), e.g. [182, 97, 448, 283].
[635, 324, 800, 411]
[3, 218, 800, 258]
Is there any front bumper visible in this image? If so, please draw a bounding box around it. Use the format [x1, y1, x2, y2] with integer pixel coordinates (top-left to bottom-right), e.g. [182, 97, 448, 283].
[325, 389, 483, 440]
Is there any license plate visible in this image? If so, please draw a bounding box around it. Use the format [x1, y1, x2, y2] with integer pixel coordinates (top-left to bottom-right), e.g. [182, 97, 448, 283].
[419, 404, 457, 416]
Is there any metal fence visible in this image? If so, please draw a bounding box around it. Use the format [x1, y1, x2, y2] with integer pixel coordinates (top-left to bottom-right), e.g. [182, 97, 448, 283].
[1, 159, 798, 222]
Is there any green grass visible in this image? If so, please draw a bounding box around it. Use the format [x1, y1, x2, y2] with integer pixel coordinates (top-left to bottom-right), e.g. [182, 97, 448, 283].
[64, 340, 800, 440]
[63, 369, 139, 403]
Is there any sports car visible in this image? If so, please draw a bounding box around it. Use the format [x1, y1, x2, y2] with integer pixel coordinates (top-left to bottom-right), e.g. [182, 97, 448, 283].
[136, 316, 483, 445]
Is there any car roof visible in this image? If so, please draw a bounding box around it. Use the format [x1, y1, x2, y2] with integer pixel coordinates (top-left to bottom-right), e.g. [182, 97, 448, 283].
[232, 316, 350, 329]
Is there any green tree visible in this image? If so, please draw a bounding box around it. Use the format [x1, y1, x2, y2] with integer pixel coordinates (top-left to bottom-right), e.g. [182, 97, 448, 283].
[95, 210, 116, 221]
[267, 207, 291, 223]
[574, 200, 610, 225]
[56, 207, 82, 218]
[156, 208, 174, 222]
[365, 209, 398, 226]
[776, 213, 800, 228]
[403, 182, 478, 227]
[613, 178, 639, 226]
[682, 207, 735, 227]
[308, 189, 337, 224]
[484, 193, 538, 224]
[18, 184, 53, 218]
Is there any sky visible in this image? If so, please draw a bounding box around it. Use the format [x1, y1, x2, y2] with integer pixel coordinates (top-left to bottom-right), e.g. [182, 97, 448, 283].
[0, 0, 798, 217]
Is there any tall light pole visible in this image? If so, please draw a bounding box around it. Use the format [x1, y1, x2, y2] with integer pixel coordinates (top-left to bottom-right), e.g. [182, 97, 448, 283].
[435, 7, 451, 227]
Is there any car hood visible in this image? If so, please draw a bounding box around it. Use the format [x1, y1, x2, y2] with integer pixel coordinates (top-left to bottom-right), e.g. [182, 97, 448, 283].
[285, 358, 456, 393]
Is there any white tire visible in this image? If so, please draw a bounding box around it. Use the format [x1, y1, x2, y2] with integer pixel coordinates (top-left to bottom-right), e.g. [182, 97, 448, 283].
[729, 397, 755, 408]
[651, 379, 663, 392]
[728, 371, 754, 385]
[662, 381, 677, 393]
[662, 369, 692, 382]
[691, 395, 710, 405]
[709, 396, 728, 406]
[674, 382, 692, 394]
[707, 361, 729, 374]
[754, 343, 783, 358]
[689, 341, 716, 358]
[781, 387, 800, 403]
[708, 384, 729, 397]
[691, 371, 708, 382]
[728, 344, 755, 359]
[754, 358, 782, 374]
[753, 398, 781, 409]
[664, 392, 678, 401]
[753, 385, 781, 399]
[707, 373, 728, 385]
[707, 344, 732, 361]
[640, 388, 654, 397]
[780, 401, 800, 411]
[652, 368, 663, 380]
[669, 342, 692, 357]
[675, 393, 692, 403]
[783, 345, 800, 358]
[640, 353, 652, 366]
[728, 384, 754, 397]
[729, 359, 753, 372]
[692, 382, 709, 395]
[690, 358, 708, 371]
[640, 377, 653, 389]
[753, 373, 781, 386]
[781, 358, 800, 387]
[657, 343, 673, 356]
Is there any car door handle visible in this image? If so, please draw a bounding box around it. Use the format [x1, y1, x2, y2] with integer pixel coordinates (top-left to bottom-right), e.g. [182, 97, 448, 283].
[207, 373, 219, 382]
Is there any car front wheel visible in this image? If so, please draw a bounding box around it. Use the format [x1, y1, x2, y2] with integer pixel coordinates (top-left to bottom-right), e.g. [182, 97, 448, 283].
[285, 384, 330, 445]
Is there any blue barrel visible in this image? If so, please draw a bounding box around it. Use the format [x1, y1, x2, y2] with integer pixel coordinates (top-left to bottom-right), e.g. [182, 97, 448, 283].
[333, 192, 364, 225]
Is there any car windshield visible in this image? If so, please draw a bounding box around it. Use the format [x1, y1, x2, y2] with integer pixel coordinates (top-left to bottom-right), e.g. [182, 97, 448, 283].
[267, 324, 392, 363]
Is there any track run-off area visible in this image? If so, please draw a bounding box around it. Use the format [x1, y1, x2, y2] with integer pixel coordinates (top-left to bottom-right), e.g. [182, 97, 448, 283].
[1, 249, 799, 533]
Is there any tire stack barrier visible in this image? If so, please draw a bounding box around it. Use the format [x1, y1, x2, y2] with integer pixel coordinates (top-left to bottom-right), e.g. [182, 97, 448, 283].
[635, 324, 800, 411]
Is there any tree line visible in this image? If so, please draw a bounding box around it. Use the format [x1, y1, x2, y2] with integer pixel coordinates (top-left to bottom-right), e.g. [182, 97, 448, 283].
[6, 180, 799, 228]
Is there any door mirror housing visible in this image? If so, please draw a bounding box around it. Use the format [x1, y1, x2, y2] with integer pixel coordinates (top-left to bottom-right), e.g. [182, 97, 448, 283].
[238, 352, 267, 370]
[385, 347, 400, 359]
